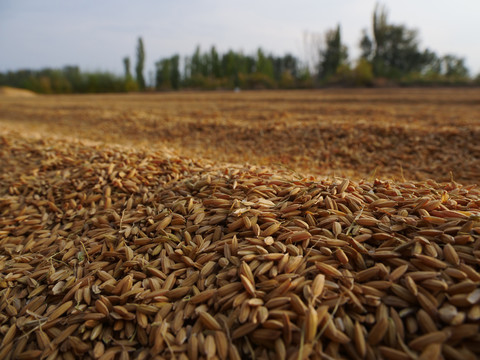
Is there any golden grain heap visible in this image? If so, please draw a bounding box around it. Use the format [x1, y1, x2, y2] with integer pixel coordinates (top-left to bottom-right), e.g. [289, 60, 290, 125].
[1, 132, 480, 360]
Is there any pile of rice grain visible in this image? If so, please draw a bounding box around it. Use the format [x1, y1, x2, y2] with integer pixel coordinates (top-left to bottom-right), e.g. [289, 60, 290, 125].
[0, 133, 479, 360]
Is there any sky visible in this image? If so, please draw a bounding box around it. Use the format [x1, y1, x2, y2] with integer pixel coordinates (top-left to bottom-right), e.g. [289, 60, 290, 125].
[1, 0, 479, 78]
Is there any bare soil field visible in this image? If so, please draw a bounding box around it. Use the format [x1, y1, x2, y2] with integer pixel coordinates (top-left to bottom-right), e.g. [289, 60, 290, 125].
[1, 89, 480, 360]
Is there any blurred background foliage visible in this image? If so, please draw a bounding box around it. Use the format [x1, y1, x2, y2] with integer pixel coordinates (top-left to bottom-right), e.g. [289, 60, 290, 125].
[1, 5, 477, 93]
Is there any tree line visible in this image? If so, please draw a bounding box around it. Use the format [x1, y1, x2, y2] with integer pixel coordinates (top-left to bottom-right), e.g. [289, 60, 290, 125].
[1, 5, 478, 94]
[154, 47, 313, 90]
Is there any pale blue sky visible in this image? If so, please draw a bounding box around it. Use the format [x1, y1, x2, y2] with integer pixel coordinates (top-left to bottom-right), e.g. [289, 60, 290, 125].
[1, 0, 479, 77]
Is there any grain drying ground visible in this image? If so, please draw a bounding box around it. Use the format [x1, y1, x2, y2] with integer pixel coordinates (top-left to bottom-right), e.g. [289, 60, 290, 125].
[0, 89, 480, 359]
[1, 88, 479, 183]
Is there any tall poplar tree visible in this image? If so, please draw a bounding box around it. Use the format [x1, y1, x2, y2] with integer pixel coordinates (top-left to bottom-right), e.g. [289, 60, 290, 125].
[135, 37, 146, 90]
[123, 57, 132, 80]
[370, 5, 431, 78]
[318, 25, 347, 81]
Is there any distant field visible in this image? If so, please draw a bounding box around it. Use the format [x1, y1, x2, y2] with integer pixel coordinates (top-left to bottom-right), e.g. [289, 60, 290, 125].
[1, 88, 479, 183]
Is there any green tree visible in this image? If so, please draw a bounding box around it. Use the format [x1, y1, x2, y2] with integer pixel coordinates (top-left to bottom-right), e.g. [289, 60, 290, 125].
[271, 57, 283, 82]
[475, 73, 480, 85]
[442, 55, 469, 78]
[359, 29, 373, 60]
[155, 55, 181, 90]
[244, 55, 256, 74]
[270, 54, 298, 83]
[201, 53, 211, 77]
[256, 48, 274, 79]
[135, 37, 146, 90]
[155, 58, 171, 89]
[318, 25, 347, 82]
[282, 54, 298, 79]
[63, 66, 82, 91]
[170, 55, 181, 89]
[190, 45, 202, 78]
[353, 58, 374, 86]
[210, 46, 221, 78]
[370, 5, 431, 79]
[123, 56, 138, 92]
[421, 50, 441, 75]
[221, 50, 239, 85]
[83, 72, 125, 93]
[123, 57, 132, 80]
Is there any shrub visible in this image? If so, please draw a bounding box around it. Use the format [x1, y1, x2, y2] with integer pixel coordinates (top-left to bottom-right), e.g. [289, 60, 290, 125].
[353, 59, 374, 86]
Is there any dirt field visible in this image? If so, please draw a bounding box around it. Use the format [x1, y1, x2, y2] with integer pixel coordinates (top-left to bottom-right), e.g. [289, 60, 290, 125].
[1, 89, 480, 360]
[1, 88, 479, 183]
